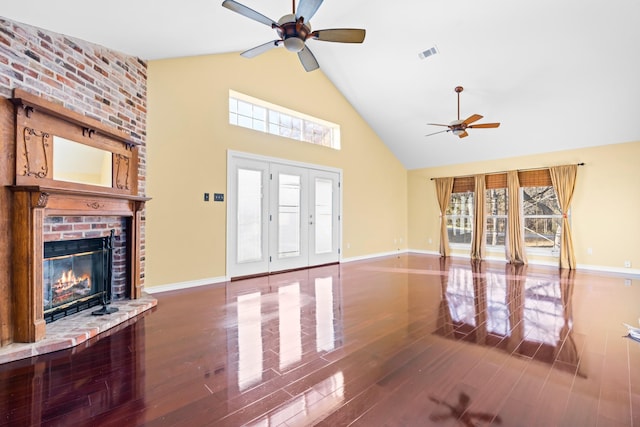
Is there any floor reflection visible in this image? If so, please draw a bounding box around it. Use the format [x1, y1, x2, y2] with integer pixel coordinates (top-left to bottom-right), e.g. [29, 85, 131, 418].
[248, 371, 345, 426]
[237, 291, 263, 390]
[435, 258, 582, 376]
[227, 265, 344, 397]
[0, 318, 147, 425]
[429, 392, 502, 426]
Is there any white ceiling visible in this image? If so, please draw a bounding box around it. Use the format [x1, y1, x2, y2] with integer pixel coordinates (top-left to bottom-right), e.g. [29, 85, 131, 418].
[3, 0, 639, 169]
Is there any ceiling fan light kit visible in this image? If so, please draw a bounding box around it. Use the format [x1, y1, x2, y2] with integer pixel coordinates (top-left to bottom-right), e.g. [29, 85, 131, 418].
[221, 0, 366, 72]
[426, 86, 501, 139]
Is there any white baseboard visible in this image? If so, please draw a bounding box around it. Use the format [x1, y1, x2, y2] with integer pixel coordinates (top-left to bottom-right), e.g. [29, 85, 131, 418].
[576, 263, 640, 276]
[144, 276, 228, 294]
[341, 249, 410, 263]
[408, 249, 441, 256]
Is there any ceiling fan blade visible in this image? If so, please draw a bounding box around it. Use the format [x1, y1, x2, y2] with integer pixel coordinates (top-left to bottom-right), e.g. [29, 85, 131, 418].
[458, 131, 469, 138]
[311, 29, 366, 43]
[427, 123, 451, 127]
[462, 114, 483, 125]
[295, 0, 324, 22]
[221, 0, 277, 27]
[298, 45, 319, 72]
[468, 122, 501, 128]
[425, 129, 450, 137]
[240, 40, 281, 58]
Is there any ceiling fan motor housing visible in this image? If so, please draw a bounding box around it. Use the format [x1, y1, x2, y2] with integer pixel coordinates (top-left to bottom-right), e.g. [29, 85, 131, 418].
[277, 14, 311, 52]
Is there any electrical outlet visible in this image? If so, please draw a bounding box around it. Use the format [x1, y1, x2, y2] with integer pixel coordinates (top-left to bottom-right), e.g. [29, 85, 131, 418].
[624, 279, 632, 287]
[624, 260, 632, 268]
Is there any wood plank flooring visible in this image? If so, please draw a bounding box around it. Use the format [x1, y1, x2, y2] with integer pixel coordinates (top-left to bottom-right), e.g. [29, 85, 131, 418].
[1, 254, 639, 426]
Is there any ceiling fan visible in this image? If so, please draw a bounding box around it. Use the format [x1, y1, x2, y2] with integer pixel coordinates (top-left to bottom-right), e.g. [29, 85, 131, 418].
[221, 0, 366, 72]
[426, 86, 500, 138]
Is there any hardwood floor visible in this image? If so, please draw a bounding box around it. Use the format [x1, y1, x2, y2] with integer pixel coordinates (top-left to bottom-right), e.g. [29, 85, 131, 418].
[1, 254, 638, 426]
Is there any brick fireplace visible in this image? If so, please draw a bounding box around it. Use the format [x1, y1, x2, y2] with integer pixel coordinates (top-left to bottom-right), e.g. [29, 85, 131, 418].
[0, 18, 150, 350]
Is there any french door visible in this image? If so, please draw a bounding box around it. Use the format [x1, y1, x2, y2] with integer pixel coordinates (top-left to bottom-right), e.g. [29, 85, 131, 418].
[227, 153, 340, 278]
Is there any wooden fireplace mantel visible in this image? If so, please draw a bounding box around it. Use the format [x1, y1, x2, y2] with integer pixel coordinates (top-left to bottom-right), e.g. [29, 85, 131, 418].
[9, 89, 150, 343]
[11, 186, 149, 342]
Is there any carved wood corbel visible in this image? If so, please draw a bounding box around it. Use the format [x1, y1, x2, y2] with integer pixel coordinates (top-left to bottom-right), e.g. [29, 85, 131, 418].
[82, 127, 96, 138]
[33, 192, 50, 208]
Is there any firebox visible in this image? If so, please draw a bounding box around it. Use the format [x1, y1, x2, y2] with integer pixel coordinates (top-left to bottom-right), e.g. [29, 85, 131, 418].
[43, 231, 115, 323]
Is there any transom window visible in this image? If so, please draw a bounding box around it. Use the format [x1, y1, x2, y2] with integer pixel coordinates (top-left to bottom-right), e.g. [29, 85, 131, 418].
[229, 90, 340, 150]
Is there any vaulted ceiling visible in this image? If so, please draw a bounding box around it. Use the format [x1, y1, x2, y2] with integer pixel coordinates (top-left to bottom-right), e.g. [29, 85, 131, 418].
[3, 0, 639, 169]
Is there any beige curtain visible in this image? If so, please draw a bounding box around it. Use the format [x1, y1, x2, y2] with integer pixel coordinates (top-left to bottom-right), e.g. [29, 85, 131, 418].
[470, 175, 486, 260]
[506, 170, 528, 264]
[550, 165, 578, 269]
[435, 177, 454, 257]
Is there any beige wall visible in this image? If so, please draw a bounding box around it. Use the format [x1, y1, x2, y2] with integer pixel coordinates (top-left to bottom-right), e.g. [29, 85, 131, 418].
[146, 50, 407, 287]
[147, 49, 638, 288]
[408, 141, 640, 271]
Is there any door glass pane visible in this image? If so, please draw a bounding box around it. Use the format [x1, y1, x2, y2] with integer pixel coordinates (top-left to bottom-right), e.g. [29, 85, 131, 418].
[278, 173, 301, 259]
[315, 178, 333, 254]
[237, 169, 263, 263]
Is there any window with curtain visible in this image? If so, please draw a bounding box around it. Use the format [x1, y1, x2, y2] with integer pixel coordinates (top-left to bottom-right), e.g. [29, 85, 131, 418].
[486, 188, 507, 247]
[446, 191, 474, 245]
[522, 186, 563, 254]
[446, 169, 564, 256]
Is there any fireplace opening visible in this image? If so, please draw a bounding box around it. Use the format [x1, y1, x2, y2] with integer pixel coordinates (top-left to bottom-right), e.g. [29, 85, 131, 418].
[43, 231, 115, 323]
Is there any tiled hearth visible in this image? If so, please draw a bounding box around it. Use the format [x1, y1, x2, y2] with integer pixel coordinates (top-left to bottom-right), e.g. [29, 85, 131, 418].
[0, 294, 157, 365]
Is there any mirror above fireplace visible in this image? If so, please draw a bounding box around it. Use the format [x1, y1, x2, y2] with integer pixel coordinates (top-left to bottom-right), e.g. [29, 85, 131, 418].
[52, 136, 113, 188]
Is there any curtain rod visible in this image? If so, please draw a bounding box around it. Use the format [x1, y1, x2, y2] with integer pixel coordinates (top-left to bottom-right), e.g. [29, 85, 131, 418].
[429, 162, 585, 181]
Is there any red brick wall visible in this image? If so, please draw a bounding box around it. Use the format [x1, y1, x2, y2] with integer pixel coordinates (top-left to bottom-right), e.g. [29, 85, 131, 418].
[0, 17, 147, 291]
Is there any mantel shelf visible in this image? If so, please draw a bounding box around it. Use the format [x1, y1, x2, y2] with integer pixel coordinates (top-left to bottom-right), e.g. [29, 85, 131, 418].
[10, 185, 151, 203]
[11, 88, 139, 147]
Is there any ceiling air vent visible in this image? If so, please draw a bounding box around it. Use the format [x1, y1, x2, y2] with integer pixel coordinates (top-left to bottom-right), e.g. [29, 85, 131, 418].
[418, 46, 438, 59]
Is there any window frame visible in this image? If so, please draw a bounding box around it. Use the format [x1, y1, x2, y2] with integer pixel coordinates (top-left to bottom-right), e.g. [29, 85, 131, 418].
[445, 170, 565, 257]
[445, 191, 474, 247]
[521, 186, 565, 256]
[229, 90, 341, 150]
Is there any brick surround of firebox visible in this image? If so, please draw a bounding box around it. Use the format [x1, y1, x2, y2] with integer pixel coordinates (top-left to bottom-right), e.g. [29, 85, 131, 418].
[44, 216, 128, 300]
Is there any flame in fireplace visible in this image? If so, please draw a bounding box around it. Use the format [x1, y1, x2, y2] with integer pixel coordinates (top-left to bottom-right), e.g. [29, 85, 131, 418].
[52, 270, 92, 305]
